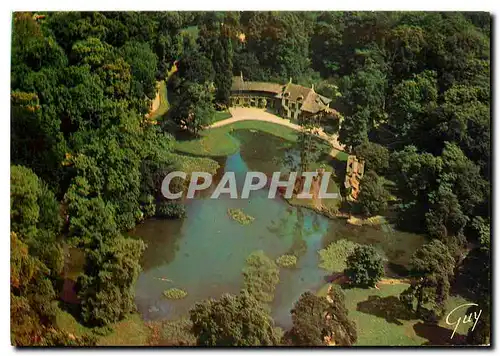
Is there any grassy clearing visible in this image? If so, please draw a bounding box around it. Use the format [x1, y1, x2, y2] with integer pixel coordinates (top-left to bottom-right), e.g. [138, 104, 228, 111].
[316, 283, 472, 346]
[56, 308, 151, 346]
[148, 81, 169, 121]
[331, 149, 349, 161]
[55, 307, 92, 337]
[159, 318, 196, 346]
[174, 130, 239, 157]
[213, 110, 232, 123]
[97, 313, 151, 346]
[174, 121, 299, 157]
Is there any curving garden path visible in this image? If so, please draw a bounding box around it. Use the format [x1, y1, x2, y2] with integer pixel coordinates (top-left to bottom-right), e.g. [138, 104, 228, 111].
[209, 107, 346, 153]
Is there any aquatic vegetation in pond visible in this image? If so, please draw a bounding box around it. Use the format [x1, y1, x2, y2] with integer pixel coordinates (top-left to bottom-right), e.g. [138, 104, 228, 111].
[243, 251, 280, 303]
[163, 288, 188, 300]
[228, 208, 254, 225]
[318, 239, 360, 273]
[276, 254, 298, 268]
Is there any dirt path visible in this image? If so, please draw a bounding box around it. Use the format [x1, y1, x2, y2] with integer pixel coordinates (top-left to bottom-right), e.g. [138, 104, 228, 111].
[208, 107, 346, 154]
[145, 83, 161, 119]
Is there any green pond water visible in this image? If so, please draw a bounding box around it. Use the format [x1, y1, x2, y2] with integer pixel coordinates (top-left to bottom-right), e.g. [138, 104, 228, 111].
[133, 130, 426, 328]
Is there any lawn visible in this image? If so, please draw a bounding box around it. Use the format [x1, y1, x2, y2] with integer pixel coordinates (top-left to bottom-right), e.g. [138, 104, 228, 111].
[56, 308, 152, 346]
[331, 148, 349, 162]
[174, 121, 299, 157]
[98, 313, 152, 346]
[212, 110, 232, 123]
[316, 282, 472, 346]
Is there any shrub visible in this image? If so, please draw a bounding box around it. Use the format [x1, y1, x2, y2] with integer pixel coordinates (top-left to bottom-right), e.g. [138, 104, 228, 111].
[163, 288, 188, 300]
[345, 245, 385, 287]
[156, 201, 187, 219]
[161, 318, 196, 346]
[318, 239, 359, 272]
[276, 254, 297, 268]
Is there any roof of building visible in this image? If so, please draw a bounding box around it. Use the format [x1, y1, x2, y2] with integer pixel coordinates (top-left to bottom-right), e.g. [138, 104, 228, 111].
[231, 76, 282, 94]
[231, 76, 334, 114]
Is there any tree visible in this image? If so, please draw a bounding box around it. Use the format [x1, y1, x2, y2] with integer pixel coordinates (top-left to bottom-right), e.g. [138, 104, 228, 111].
[390, 70, 438, 140]
[170, 81, 215, 134]
[241, 12, 313, 82]
[10, 165, 63, 280]
[283, 287, 357, 346]
[242, 250, 280, 303]
[425, 182, 469, 240]
[354, 141, 389, 174]
[77, 236, 145, 326]
[459, 217, 491, 345]
[345, 245, 385, 287]
[400, 240, 455, 319]
[390, 146, 442, 232]
[357, 170, 390, 216]
[10, 165, 41, 238]
[198, 16, 235, 106]
[338, 57, 388, 148]
[189, 291, 280, 346]
[176, 50, 215, 85]
[121, 41, 158, 113]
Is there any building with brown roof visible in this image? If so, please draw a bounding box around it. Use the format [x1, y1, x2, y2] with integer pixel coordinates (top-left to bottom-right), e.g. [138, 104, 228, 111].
[230, 74, 337, 121]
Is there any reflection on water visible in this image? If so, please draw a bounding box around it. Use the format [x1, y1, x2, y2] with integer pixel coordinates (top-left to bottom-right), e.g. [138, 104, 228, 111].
[132, 130, 426, 328]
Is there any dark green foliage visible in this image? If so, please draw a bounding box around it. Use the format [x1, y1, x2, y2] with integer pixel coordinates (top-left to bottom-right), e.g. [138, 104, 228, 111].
[77, 236, 146, 326]
[357, 170, 390, 216]
[156, 201, 187, 219]
[345, 245, 385, 287]
[198, 15, 235, 106]
[170, 81, 216, 134]
[11, 12, 188, 337]
[189, 291, 280, 346]
[283, 287, 357, 346]
[238, 12, 313, 82]
[10, 11, 491, 344]
[400, 240, 455, 319]
[121, 41, 158, 111]
[354, 142, 389, 174]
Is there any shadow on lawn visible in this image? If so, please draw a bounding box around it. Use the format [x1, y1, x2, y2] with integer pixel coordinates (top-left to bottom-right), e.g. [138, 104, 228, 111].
[413, 322, 467, 345]
[356, 295, 414, 326]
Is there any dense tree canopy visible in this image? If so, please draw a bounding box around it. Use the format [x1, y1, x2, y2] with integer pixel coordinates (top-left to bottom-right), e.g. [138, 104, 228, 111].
[400, 240, 455, 319]
[283, 287, 357, 346]
[345, 245, 385, 287]
[11, 10, 490, 346]
[189, 292, 280, 346]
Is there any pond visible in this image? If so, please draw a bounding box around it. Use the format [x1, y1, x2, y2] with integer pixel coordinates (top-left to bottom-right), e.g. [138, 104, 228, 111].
[132, 129, 426, 329]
